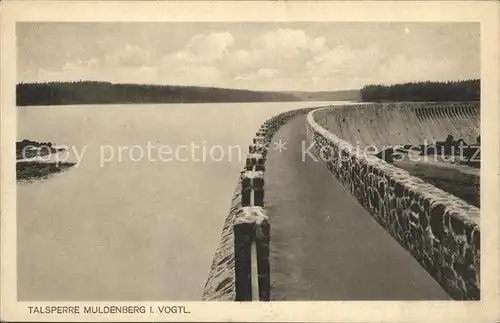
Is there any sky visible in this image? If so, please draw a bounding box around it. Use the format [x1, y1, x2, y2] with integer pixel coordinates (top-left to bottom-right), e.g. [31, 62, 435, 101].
[17, 22, 480, 91]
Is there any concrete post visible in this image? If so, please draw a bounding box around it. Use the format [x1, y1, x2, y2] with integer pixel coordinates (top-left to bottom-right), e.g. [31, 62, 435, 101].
[233, 207, 270, 301]
[233, 210, 253, 301]
[241, 171, 252, 207]
[253, 136, 267, 145]
[245, 153, 265, 171]
[252, 174, 265, 207]
[249, 143, 267, 157]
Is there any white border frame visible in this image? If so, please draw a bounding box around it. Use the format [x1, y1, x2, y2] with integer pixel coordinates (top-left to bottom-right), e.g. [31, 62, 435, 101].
[1, 1, 499, 322]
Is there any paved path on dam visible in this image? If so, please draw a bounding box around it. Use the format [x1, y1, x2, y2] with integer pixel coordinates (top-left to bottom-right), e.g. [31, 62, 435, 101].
[265, 115, 451, 300]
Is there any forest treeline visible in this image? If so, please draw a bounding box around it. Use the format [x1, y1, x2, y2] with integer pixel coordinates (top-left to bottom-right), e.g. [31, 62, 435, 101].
[360, 79, 480, 102]
[17, 79, 476, 106]
[16, 81, 302, 106]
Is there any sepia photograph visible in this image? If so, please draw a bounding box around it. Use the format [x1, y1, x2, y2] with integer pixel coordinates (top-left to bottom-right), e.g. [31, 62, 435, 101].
[1, 1, 499, 322]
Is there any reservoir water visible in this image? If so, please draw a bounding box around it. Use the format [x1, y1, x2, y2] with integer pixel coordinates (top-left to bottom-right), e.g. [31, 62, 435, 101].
[17, 101, 339, 300]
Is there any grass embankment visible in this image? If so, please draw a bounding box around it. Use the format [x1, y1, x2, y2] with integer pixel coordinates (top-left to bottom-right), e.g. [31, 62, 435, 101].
[376, 137, 480, 207]
[394, 160, 480, 208]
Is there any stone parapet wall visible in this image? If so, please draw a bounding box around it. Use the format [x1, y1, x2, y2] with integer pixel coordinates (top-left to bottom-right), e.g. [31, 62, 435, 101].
[306, 106, 481, 300]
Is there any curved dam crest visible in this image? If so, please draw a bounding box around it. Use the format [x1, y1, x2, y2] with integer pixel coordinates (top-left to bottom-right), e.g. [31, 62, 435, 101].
[203, 102, 480, 301]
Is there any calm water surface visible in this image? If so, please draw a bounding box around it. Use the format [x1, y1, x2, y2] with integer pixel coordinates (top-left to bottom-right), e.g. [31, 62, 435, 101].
[17, 101, 342, 300]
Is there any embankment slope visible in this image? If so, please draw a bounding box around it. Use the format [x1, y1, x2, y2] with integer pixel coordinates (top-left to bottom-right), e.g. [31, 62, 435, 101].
[316, 102, 480, 148]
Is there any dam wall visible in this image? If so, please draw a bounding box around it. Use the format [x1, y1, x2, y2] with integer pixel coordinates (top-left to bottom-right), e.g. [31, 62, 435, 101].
[202, 107, 315, 301]
[314, 102, 480, 149]
[306, 103, 481, 300]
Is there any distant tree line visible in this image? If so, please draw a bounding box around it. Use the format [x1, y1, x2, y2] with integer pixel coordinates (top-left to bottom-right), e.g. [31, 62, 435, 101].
[360, 79, 480, 102]
[16, 81, 301, 106]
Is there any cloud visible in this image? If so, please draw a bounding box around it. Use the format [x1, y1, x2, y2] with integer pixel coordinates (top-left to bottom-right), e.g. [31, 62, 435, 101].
[234, 68, 280, 81]
[30, 27, 478, 91]
[185, 32, 234, 62]
[302, 45, 473, 90]
[225, 28, 328, 76]
[253, 28, 328, 59]
[161, 32, 234, 68]
[39, 44, 153, 82]
[378, 54, 461, 83]
[251, 28, 313, 59]
[105, 44, 151, 67]
[305, 45, 382, 78]
[61, 58, 99, 71]
[155, 32, 234, 86]
[257, 68, 280, 78]
[159, 65, 224, 87]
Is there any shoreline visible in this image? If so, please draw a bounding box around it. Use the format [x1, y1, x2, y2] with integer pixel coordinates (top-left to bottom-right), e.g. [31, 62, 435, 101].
[16, 139, 76, 182]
